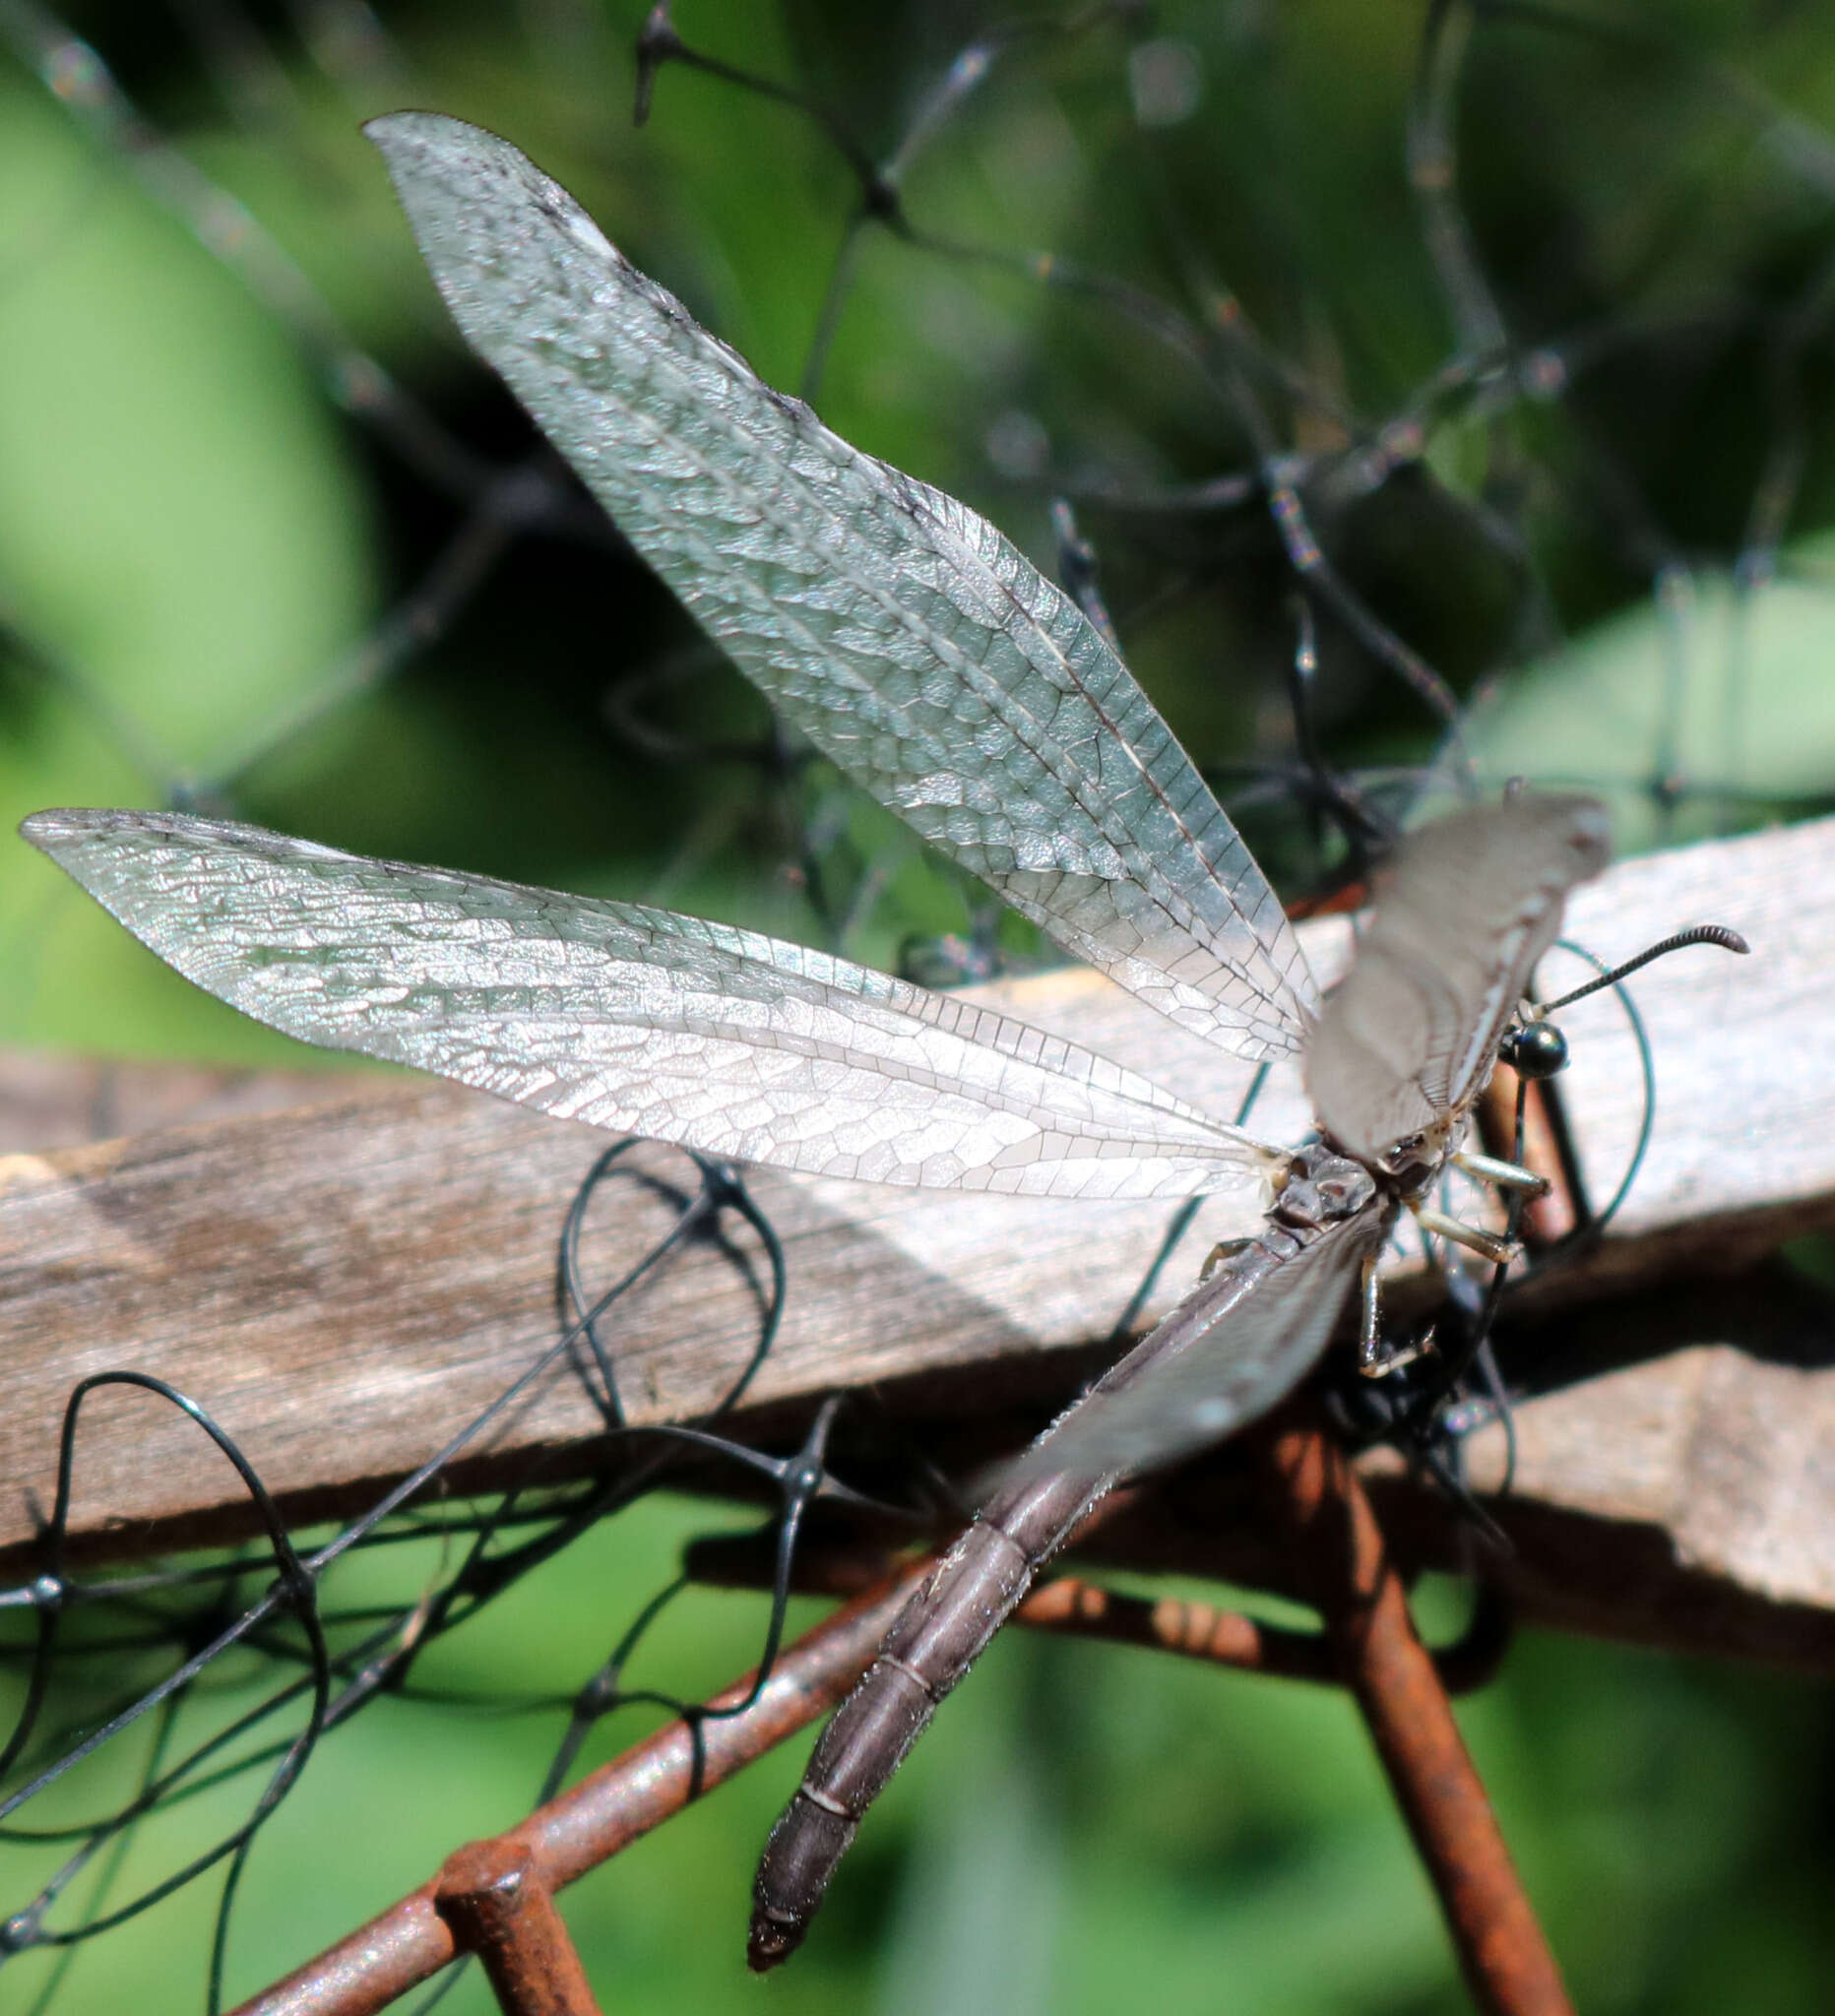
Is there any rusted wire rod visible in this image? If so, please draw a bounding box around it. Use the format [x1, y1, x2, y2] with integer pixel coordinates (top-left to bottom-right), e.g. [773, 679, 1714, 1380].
[433, 1840, 603, 2016]
[1263, 1411, 1574, 2016]
[1016, 1574, 1352, 1680]
[1014, 1572, 1511, 1694]
[227, 1561, 932, 2016]
[687, 1532, 1512, 1694]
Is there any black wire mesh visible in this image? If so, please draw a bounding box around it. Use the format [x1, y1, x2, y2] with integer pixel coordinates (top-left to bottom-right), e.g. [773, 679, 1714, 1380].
[3, 3, 1833, 2010]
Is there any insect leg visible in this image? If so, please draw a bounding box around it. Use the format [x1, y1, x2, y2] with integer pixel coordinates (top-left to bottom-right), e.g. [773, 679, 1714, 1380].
[1450, 1151, 1550, 1195]
[1357, 1253, 1436, 1379]
[1413, 1207, 1519, 1267]
[1358, 1251, 1383, 1371]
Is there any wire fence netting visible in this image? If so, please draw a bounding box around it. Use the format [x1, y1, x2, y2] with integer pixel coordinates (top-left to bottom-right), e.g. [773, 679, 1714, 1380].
[1, 3, 1833, 2011]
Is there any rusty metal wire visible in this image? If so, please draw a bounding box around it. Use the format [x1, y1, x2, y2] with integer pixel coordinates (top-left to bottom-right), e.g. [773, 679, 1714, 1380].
[3, 3, 1834, 2011]
[1262, 1410, 1574, 2016]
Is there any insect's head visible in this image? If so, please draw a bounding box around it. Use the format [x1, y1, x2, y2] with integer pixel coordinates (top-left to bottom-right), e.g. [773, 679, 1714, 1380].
[1497, 1019, 1569, 1080]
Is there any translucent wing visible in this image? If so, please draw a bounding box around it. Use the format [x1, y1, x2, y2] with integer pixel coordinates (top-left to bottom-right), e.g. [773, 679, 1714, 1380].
[365, 113, 1315, 1062]
[1305, 794, 1610, 1165]
[1003, 1203, 1385, 1485]
[22, 810, 1281, 1201]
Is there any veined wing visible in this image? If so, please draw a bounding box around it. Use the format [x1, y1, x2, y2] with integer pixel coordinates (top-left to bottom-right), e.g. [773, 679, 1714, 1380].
[365, 113, 1315, 1062]
[1003, 1199, 1386, 1485]
[1305, 795, 1610, 1166]
[22, 811, 1281, 1201]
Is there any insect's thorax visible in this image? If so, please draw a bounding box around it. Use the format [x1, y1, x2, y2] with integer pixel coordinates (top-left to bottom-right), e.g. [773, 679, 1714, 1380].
[1271, 1138, 1382, 1230]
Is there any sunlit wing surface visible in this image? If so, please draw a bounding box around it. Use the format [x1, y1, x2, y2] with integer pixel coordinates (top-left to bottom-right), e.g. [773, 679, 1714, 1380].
[365, 112, 1317, 1063]
[21, 811, 1282, 1201]
[1304, 794, 1611, 1164]
[1001, 1200, 1385, 1485]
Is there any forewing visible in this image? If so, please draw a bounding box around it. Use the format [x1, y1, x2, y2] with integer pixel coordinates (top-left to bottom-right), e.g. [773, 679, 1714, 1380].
[1305, 795, 1610, 1164]
[1002, 1204, 1382, 1485]
[365, 113, 1315, 1062]
[23, 810, 1280, 1201]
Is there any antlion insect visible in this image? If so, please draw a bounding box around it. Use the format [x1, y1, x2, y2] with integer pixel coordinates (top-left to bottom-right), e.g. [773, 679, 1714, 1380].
[24, 116, 1655, 1969]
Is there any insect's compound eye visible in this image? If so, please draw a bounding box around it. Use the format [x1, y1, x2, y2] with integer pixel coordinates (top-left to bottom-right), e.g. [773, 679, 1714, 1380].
[1499, 1021, 1569, 1080]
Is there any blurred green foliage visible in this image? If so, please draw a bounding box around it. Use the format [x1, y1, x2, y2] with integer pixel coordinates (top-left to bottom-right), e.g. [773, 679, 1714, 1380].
[2, 2, 1834, 2010]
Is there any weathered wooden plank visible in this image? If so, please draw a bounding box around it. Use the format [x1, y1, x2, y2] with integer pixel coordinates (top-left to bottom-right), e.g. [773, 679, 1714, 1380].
[0, 1050, 388, 1156]
[0, 818, 1829, 1654]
